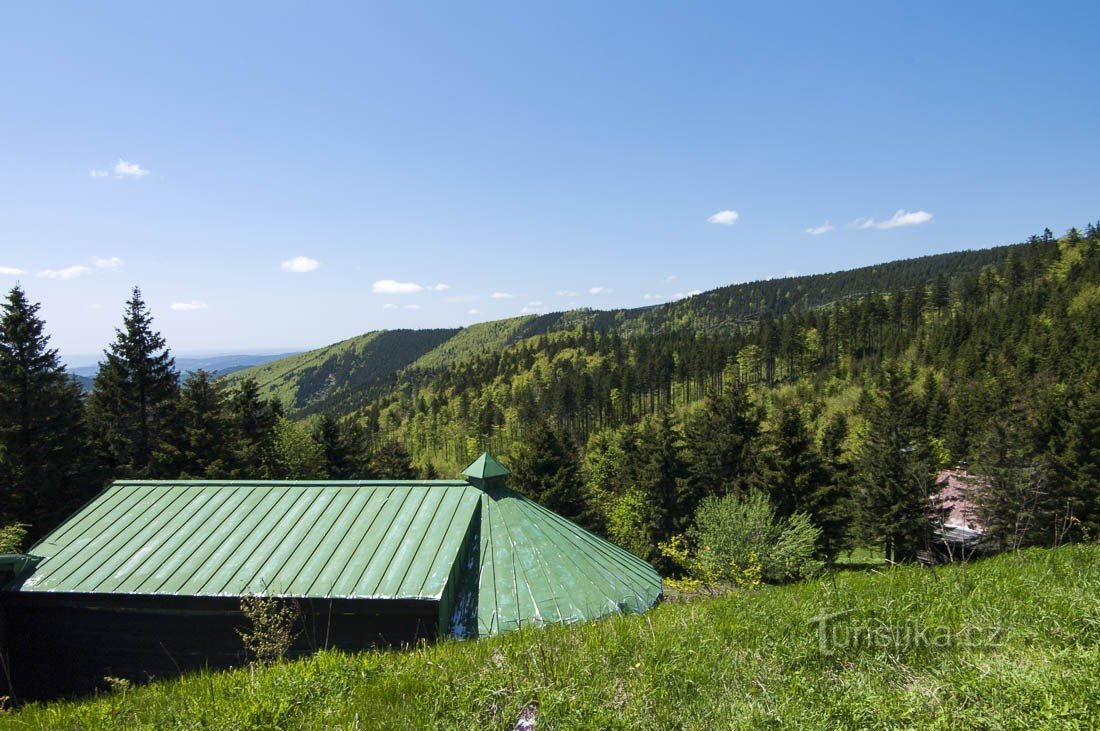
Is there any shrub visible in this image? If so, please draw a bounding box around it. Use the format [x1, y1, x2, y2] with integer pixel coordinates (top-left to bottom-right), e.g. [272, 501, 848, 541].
[236, 595, 301, 663]
[683, 491, 822, 584]
[0, 523, 28, 553]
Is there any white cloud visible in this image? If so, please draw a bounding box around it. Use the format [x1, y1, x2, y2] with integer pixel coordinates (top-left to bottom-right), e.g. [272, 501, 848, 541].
[0, 266, 24, 276]
[555, 290, 579, 298]
[90, 169, 108, 178]
[671, 290, 702, 300]
[170, 300, 208, 311]
[281, 256, 320, 273]
[37, 265, 91, 280]
[707, 209, 740, 225]
[805, 221, 834, 235]
[851, 209, 933, 230]
[373, 279, 422, 294]
[383, 303, 399, 310]
[589, 286, 610, 295]
[404, 304, 421, 310]
[429, 282, 450, 291]
[490, 292, 514, 299]
[520, 305, 542, 314]
[467, 309, 481, 315]
[113, 159, 149, 178]
[643, 293, 661, 301]
[663, 275, 677, 283]
[94, 256, 123, 269]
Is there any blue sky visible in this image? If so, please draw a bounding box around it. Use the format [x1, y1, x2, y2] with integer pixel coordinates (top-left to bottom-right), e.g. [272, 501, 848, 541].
[2, 2, 1098, 359]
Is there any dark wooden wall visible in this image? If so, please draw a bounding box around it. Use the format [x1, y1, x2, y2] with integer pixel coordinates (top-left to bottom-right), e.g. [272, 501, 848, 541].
[1, 593, 439, 701]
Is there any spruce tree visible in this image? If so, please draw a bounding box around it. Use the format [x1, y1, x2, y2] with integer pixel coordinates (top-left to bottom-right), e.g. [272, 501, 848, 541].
[755, 403, 823, 518]
[637, 412, 689, 543]
[857, 364, 935, 563]
[229, 377, 280, 477]
[682, 384, 762, 499]
[511, 420, 591, 526]
[87, 288, 180, 477]
[178, 370, 235, 478]
[0, 285, 90, 533]
[315, 414, 358, 479]
[812, 412, 854, 560]
[1051, 381, 1100, 540]
[367, 439, 417, 480]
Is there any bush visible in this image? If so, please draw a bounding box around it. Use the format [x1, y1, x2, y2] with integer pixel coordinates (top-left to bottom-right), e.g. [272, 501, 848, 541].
[0, 523, 28, 553]
[685, 491, 822, 584]
[236, 595, 301, 663]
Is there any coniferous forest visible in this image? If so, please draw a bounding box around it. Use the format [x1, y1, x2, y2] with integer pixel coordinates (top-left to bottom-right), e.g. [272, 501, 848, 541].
[3, 223, 1099, 569]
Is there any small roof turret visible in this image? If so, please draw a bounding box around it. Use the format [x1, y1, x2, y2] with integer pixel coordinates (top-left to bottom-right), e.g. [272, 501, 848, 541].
[462, 452, 511, 481]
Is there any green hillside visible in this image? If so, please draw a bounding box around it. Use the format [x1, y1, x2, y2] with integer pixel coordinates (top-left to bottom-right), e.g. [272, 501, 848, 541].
[234, 242, 1027, 420]
[227, 328, 458, 412]
[8, 545, 1098, 729]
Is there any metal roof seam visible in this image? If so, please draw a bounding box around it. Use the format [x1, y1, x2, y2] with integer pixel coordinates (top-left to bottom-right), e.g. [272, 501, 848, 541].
[96, 484, 237, 594]
[360, 486, 433, 597]
[188, 483, 297, 593]
[302, 488, 375, 597]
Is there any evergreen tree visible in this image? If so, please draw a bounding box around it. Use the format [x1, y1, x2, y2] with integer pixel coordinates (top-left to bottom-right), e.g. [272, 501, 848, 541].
[178, 370, 235, 478]
[973, 404, 1049, 549]
[755, 403, 824, 518]
[857, 364, 934, 562]
[682, 384, 762, 499]
[813, 412, 853, 560]
[637, 412, 689, 543]
[511, 420, 591, 526]
[367, 439, 417, 479]
[0, 285, 90, 534]
[1051, 380, 1100, 540]
[229, 377, 279, 478]
[314, 414, 354, 479]
[87, 288, 180, 477]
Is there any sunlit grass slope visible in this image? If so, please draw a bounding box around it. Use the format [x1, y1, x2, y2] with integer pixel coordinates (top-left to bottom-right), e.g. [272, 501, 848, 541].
[6, 545, 1099, 730]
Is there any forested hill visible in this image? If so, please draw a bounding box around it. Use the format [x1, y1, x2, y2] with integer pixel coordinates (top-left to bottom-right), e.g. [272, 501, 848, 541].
[232, 239, 1030, 416]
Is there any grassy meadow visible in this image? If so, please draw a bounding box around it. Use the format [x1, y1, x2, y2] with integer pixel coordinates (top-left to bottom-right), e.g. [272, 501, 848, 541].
[4, 545, 1099, 730]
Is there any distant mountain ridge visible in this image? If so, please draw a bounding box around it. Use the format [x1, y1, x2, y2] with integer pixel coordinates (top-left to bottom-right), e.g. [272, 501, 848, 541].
[69, 353, 299, 392]
[229, 243, 1025, 415]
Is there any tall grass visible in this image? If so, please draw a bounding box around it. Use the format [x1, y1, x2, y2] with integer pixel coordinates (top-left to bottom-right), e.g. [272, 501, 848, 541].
[5, 545, 1100, 730]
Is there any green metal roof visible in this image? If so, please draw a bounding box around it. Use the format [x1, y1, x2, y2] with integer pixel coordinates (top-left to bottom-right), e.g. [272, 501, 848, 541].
[7, 456, 662, 637]
[14, 481, 480, 600]
[469, 485, 661, 636]
[461, 452, 511, 480]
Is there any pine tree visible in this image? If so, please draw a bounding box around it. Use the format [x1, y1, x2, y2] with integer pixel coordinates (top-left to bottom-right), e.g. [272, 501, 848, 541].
[87, 288, 180, 477]
[857, 364, 934, 563]
[178, 370, 235, 478]
[0, 285, 90, 534]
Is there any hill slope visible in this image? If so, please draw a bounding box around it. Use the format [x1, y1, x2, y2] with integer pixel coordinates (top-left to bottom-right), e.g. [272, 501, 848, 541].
[227, 329, 458, 411]
[233, 243, 1026, 416]
[9, 545, 1099, 729]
